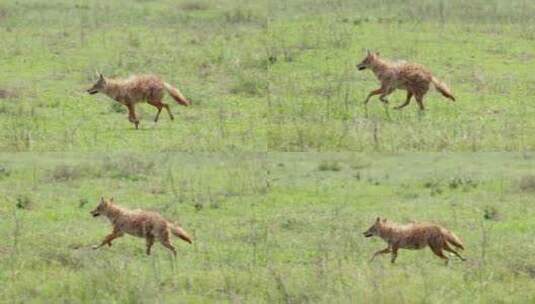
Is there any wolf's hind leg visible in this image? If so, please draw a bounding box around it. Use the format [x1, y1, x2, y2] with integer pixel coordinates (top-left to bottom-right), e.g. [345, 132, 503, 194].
[429, 244, 449, 265]
[148, 99, 174, 122]
[160, 239, 177, 257]
[147, 99, 164, 122]
[395, 91, 413, 110]
[390, 245, 399, 263]
[415, 94, 425, 111]
[162, 104, 174, 120]
[443, 243, 466, 261]
[158, 230, 177, 257]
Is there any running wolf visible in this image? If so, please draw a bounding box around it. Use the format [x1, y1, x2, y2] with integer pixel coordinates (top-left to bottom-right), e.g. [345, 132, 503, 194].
[363, 217, 465, 264]
[87, 73, 191, 129]
[356, 51, 455, 110]
[91, 197, 192, 256]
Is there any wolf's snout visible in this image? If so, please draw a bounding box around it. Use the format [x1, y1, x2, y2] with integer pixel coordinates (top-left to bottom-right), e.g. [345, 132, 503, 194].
[87, 89, 98, 95]
[90, 210, 100, 217]
[363, 232, 372, 237]
[357, 66, 366, 71]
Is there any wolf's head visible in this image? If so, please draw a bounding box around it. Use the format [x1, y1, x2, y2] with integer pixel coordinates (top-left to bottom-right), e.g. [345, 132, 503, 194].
[363, 217, 387, 237]
[87, 73, 106, 95]
[90, 197, 113, 217]
[356, 50, 380, 71]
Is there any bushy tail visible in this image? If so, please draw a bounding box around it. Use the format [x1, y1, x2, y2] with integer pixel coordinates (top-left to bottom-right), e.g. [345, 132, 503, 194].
[164, 82, 191, 106]
[442, 228, 464, 250]
[431, 77, 455, 101]
[171, 224, 192, 244]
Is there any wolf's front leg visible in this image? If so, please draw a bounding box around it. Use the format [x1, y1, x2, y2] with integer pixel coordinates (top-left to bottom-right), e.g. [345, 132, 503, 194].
[390, 246, 399, 263]
[364, 88, 383, 104]
[379, 88, 395, 104]
[370, 247, 391, 262]
[395, 91, 413, 110]
[126, 104, 140, 129]
[93, 230, 124, 249]
[146, 235, 155, 255]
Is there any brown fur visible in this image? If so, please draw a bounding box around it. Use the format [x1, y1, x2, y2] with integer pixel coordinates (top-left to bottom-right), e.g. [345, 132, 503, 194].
[87, 73, 191, 129]
[356, 51, 455, 111]
[90, 197, 192, 256]
[363, 217, 465, 265]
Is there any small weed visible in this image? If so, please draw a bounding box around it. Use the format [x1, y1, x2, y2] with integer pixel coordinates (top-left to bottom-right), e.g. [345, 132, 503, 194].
[16, 195, 33, 210]
[109, 102, 126, 114]
[224, 8, 256, 24]
[179, 1, 209, 11]
[0, 165, 10, 179]
[79, 198, 88, 208]
[48, 164, 83, 182]
[318, 161, 342, 172]
[519, 175, 535, 192]
[367, 177, 380, 186]
[101, 155, 155, 181]
[230, 78, 267, 96]
[194, 202, 203, 211]
[483, 206, 500, 221]
[424, 178, 443, 196]
[0, 88, 19, 99]
[449, 177, 479, 190]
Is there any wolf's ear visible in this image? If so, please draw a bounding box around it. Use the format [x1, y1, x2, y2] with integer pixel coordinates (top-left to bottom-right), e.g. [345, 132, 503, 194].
[382, 218, 387, 223]
[100, 196, 104, 202]
[376, 217, 380, 222]
[366, 49, 371, 56]
[98, 73, 104, 80]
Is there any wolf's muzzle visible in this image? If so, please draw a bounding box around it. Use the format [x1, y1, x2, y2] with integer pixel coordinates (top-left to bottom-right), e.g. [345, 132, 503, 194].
[91, 211, 100, 217]
[357, 66, 366, 71]
[87, 89, 98, 95]
[363, 232, 372, 237]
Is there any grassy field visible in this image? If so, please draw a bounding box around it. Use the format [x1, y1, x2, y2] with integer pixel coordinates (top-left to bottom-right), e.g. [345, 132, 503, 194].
[0, 0, 267, 152]
[1, 0, 534, 152]
[268, 0, 535, 151]
[2, 1, 535, 303]
[1, 152, 535, 303]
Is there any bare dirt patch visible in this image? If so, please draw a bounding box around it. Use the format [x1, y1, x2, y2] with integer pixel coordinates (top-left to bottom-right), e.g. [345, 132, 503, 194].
[0, 88, 19, 99]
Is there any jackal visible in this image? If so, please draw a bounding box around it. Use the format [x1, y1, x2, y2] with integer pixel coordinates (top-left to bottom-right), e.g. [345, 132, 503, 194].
[363, 217, 465, 264]
[91, 197, 192, 256]
[357, 51, 455, 111]
[87, 73, 190, 129]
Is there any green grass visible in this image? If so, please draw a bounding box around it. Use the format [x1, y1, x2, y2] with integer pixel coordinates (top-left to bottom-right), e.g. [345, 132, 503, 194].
[268, 0, 535, 151]
[1, 0, 534, 152]
[2, 1, 535, 303]
[0, 0, 267, 151]
[1, 152, 535, 302]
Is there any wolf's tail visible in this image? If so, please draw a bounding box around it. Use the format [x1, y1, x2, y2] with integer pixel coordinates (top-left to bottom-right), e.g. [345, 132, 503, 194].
[442, 228, 464, 250]
[431, 77, 455, 101]
[164, 82, 191, 106]
[171, 224, 193, 244]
